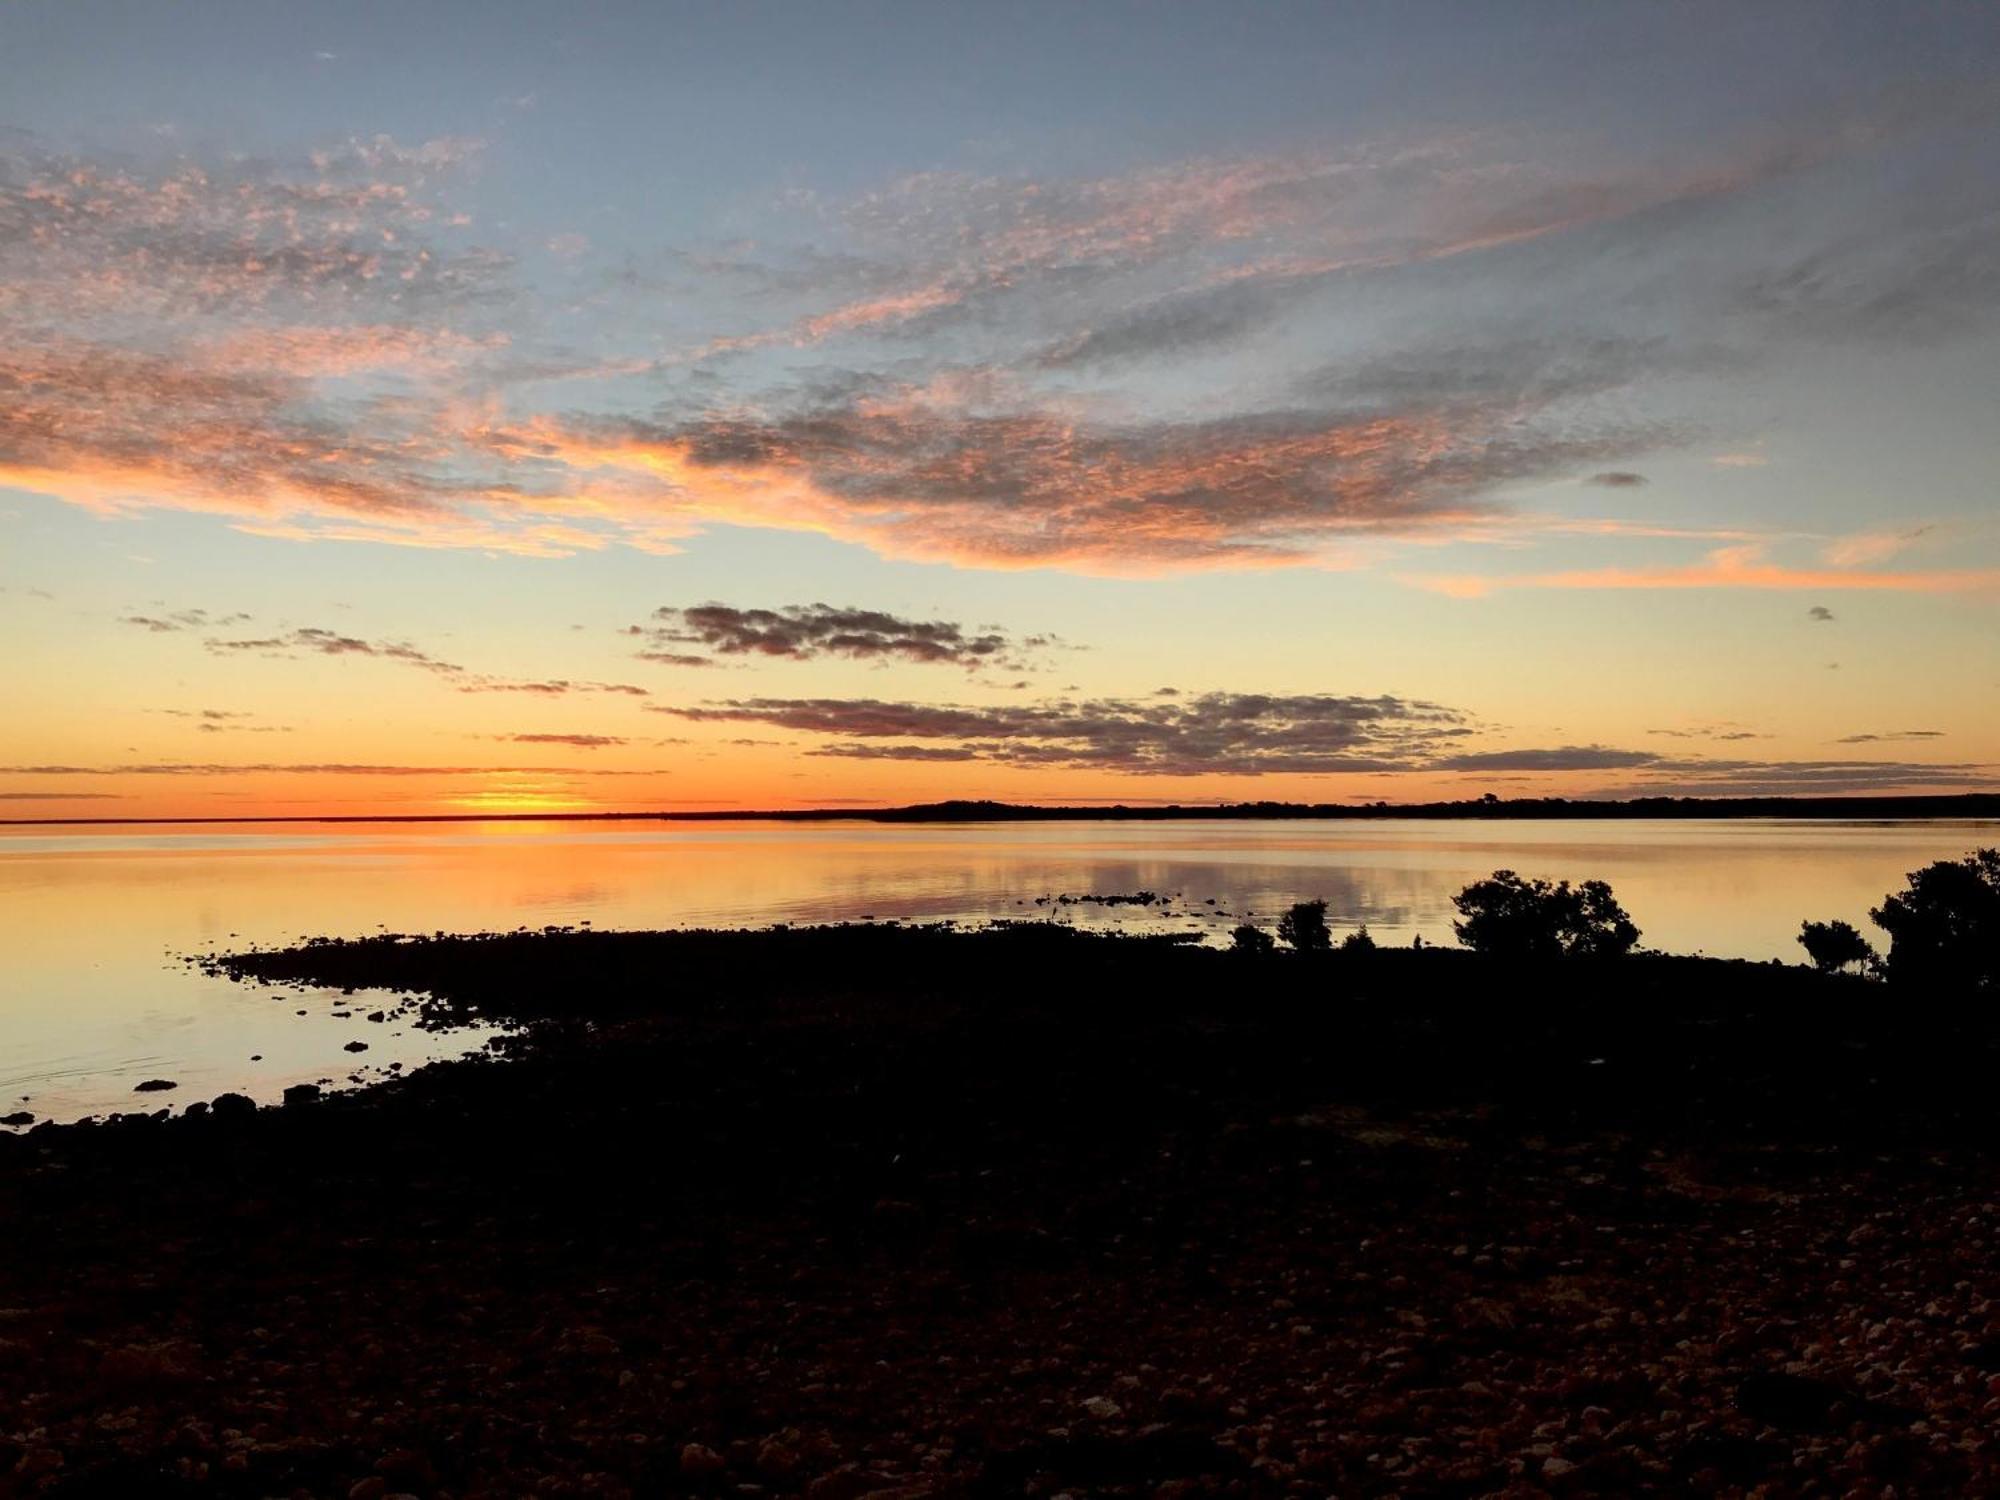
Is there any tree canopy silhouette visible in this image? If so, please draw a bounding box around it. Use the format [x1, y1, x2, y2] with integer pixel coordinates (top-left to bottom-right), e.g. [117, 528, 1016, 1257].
[1869, 847, 2000, 993]
[1797, 918, 1875, 975]
[1451, 870, 1639, 959]
[1276, 899, 1331, 952]
[1230, 922, 1275, 955]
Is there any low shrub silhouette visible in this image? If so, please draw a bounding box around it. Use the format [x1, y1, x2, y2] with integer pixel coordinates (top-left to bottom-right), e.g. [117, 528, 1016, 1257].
[1340, 925, 1377, 955]
[1451, 870, 1639, 959]
[1869, 847, 2000, 993]
[1276, 899, 1331, 952]
[1798, 918, 1875, 975]
[1230, 923, 1275, 955]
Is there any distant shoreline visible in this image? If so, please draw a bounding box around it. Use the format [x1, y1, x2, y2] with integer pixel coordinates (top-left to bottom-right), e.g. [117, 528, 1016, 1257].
[6, 792, 1998, 828]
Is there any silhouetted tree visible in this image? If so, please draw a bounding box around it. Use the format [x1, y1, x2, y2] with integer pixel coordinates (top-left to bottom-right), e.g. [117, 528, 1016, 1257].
[1276, 899, 1331, 952]
[1797, 918, 1875, 975]
[1451, 870, 1640, 959]
[1869, 847, 2000, 993]
[1339, 925, 1377, 954]
[1230, 923, 1275, 955]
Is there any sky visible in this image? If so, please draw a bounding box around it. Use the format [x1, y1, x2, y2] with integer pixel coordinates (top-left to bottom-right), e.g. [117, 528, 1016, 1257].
[2, 0, 1997, 819]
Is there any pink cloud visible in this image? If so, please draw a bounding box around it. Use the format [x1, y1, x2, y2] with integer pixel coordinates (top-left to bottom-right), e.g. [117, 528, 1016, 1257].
[1404, 544, 2000, 597]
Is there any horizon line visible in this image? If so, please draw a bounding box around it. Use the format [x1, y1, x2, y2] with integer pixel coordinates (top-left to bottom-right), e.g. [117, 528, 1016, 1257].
[5, 791, 2000, 829]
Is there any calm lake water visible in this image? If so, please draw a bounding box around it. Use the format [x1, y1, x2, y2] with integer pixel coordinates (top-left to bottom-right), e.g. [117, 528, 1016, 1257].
[3, 816, 1993, 1126]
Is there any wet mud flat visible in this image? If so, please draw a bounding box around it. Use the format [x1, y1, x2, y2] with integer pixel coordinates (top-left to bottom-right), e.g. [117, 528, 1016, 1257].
[6, 924, 2000, 1497]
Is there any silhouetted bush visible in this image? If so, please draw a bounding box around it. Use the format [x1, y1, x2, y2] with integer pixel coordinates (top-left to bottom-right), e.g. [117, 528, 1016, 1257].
[1339, 925, 1377, 955]
[1869, 848, 2000, 993]
[1276, 899, 1331, 952]
[1451, 870, 1639, 959]
[1230, 923, 1275, 955]
[1798, 918, 1875, 975]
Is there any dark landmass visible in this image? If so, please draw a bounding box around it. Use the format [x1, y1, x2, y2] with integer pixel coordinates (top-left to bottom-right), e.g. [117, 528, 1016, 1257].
[8, 791, 2000, 828]
[6, 925, 2000, 1496]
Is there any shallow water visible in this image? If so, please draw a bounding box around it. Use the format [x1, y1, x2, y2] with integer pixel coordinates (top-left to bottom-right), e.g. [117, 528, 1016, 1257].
[2, 816, 1992, 1125]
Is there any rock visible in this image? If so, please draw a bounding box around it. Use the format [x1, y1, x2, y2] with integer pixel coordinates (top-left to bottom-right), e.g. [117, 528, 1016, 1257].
[210, 1092, 257, 1119]
[1082, 1396, 1123, 1421]
[344, 1041, 369, 1053]
[348, 1479, 390, 1500]
[0, 1112, 32, 1126]
[132, 1079, 178, 1093]
[13, 1448, 63, 1482]
[99, 1339, 198, 1391]
[1963, 1339, 2000, 1372]
[680, 1442, 727, 1477]
[1738, 1372, 1845, 1429]
[755, 1429, 806, 1479]
[1671, 1433, 1788, 1482]
[556, 1326, 620, 1358]
[373, 1448, 436, 1487]
[1737, 1371, 1918, 1432]
[182, 1100, 208, 1118]
[805, 1465, 900, 1500]
[283, 1083, 321, 1106]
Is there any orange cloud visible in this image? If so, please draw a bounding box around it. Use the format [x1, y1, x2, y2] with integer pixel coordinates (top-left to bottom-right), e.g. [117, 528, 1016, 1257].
[491, 394, 1559, 574]
[7, 118, 1988, 582]
[0, 143, 497, 325]
[1404, 544, 2000, 597]
[195, 325, 510, 378]
[0, 302, 1668, 571]
[1820, 525, 1936, 567]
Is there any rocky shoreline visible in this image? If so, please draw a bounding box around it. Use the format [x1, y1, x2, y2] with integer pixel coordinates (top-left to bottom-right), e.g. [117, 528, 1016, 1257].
[6, 925, 2000, 1497]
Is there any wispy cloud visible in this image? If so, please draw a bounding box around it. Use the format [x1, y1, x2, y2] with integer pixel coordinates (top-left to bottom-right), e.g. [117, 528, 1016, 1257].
[1646, 725, 1769, 741]
[5, 91, 1997, 579]
[632, 603, 1051, 670]
[122, 608, 251, 632]
[649, 688, 1988, 794]
[0, 135, 496, 324]
[1432, 746, 1657, 772]
[512, 379, 1658, 573]
[156, 708, 292, 734]
[1822, 525, 1936, 567]
[0, 762, 652, 777]
[1611, 758, 1993, 796]
[137, 610, 653, 699]
[206, 627, 465, 675]
[499, 733, 627, 749]
[196, 625, 648, 698]
[1404, 544, 2000, 597]
[456, 678, 651, 697]
[653, 691, 1473, 774]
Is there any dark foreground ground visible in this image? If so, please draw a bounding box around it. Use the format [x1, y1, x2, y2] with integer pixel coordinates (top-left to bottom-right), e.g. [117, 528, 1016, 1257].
[6, 925, 2000, 1498]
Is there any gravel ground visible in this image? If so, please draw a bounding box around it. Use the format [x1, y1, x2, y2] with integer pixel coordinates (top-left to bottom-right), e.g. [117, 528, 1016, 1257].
[4, 927, 1997, 1498]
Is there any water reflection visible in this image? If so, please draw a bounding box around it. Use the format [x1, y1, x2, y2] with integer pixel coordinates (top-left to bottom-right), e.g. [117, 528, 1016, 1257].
[2, 817, 1992, 1125]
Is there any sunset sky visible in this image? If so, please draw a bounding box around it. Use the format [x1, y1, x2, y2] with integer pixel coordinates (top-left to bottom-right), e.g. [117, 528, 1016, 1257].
[3, 1, 1997, 820]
